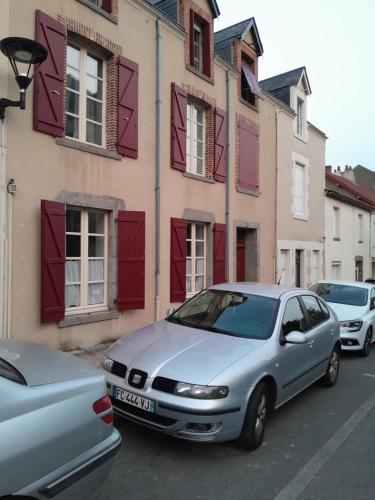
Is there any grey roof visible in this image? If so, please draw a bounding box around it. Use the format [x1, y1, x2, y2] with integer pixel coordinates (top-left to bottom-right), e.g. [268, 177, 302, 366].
[214, 17, 264, 64]
[147, 0, 220, 19]
[260, 67, 310, 93]
[353, 165, 375, 190]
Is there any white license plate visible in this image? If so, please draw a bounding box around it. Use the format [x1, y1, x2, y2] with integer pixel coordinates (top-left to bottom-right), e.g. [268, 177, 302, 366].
[112, 386, 155, 413]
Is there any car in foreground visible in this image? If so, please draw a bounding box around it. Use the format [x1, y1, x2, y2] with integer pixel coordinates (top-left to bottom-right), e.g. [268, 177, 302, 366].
[310, 280, 375, 357]
[0, 340, 121, 499]
[102, 283, 340, 450]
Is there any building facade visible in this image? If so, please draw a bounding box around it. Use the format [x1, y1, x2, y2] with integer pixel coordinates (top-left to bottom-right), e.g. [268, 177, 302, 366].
[0, 0, 278, 348]
[260, 68, 327, 288]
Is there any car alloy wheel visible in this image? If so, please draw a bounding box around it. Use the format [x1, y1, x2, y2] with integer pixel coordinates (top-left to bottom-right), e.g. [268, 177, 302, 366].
[237, 382, 268, 451]
[360, 329, 372, 358]
[319, 346, 340, 387]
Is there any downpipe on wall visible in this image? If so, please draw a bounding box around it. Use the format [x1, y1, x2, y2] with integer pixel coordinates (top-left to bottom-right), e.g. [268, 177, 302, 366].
[155, 17, 161, 321]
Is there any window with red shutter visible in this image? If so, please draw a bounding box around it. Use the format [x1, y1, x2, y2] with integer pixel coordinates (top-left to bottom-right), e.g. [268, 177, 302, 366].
[171, 83, 187, 171]
[238, 119, 258, 192]
[41, 200, 65, 323]
[117, 211, 145, 310]
[213, 223, 226, 284]
[34, 10, 65, 137]
[170, 218, 187, 302]
[214, 108, 227, 182]
[117, 56, 139, 158]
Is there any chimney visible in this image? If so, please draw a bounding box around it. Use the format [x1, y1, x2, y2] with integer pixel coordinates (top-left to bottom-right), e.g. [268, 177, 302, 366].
[337, 166, 341, 172]
[325, 165, 332, 173]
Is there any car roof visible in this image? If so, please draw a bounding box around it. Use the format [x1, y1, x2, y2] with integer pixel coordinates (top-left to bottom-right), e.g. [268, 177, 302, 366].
[209, 282, 305, 299]
[312, 280, 375, 289]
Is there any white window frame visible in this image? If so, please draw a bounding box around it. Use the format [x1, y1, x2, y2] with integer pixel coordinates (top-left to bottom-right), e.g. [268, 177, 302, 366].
[186, 101, 205, 177]
[193, 22, 203, 72]
[186, 222, 206, 297]
[291, 86, 308, 142]
[65, 43, 106, 147]
[65, 208, 108, 315]
[291, 152, 309, 220]
[278, 249, 290, 286]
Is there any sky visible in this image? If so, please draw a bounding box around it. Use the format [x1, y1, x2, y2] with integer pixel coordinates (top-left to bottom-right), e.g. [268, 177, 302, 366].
[214, 0, 375, 170]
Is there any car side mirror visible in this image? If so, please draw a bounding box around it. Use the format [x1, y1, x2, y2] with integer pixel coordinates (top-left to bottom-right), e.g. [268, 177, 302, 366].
[166, 307, 175, 317]
[285, 331, 307, 344]
[370, 298, 375, 310]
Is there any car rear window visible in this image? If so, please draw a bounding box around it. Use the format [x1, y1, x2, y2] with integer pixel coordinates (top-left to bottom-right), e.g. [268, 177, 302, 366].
[0, 358, 26, 385]
[310, 283, 368, 307]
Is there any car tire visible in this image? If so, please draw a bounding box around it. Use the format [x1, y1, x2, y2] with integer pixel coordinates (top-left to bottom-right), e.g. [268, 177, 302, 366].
[360, 328, 372, 358]
[237, 382, 268, 451]
[319, 346, 340, 387]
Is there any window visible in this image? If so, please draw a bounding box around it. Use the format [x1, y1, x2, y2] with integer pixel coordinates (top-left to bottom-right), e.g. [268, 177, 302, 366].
[292, 162, 307, 218]
[331, 261, 341, 280]
[333, 207, 340, 239]
[301, 295, 328, 328]
[296, 98, 304, 136]
[65, 43, 105, 146]
[186, 101, 205, 176]
[65, 208, 108, 313]
[282, 297, 307, 336]
[240, 55, 262, 105]
[86, 0, 112, 13]
[186, 222, 206, 296]
[358, 214, 364, 242]
[311, 282, 368, 306]
[193, 22, 203, 72]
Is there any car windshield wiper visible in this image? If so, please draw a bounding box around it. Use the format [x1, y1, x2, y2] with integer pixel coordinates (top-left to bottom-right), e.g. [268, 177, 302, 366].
[181, 322, 235, 336]
[166, 316, 188, 326]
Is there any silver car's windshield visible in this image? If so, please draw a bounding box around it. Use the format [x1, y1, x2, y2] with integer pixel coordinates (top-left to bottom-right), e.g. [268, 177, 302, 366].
[310, 283, 368, 306]
[167, 289, 279, 339]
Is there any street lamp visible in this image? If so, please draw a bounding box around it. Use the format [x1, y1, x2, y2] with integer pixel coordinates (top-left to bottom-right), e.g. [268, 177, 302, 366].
[0, 37, 48, 119]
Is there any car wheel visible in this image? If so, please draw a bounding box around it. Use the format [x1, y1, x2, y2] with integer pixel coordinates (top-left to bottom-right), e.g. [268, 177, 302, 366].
[237, 382, 268, 451]
[360, 328, 372, 357]
[319, 346, 340, 387]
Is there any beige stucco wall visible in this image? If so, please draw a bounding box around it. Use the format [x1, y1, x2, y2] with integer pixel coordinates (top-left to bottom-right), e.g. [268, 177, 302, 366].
[3, 0, 277, 349]
[325, 197, 371, 280]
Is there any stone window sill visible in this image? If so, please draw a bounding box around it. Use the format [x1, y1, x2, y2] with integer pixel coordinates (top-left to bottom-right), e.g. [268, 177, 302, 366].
[56, 137, 122, 160]
[59, 309, 118, 328]
[236, 185, 260, 197]
[185, 65, 214, 85]
[183, 172, 215, 184]
[239, 97, 259, 113]
[76, 0, 118, 23]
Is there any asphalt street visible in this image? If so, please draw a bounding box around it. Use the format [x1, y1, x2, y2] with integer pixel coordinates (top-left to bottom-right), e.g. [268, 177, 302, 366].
[101, 350, 375, 500]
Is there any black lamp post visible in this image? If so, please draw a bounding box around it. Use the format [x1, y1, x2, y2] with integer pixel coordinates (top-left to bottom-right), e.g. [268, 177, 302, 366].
[0, 37, 48, 119]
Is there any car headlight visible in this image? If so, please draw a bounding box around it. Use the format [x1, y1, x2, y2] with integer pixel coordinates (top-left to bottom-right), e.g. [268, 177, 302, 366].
[102, 355, 113, 372]
[174, 382, 229, 399]
[339, 320, 363, 332]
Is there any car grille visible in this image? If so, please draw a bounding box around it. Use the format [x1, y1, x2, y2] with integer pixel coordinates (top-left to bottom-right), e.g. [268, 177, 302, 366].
[152, 376, 178, 394]
[111, 361, 127, 379]
[110, 397, 177, 427]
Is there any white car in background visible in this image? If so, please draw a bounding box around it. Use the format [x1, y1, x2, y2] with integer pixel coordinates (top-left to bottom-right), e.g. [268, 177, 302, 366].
[310, 280, 375, 357]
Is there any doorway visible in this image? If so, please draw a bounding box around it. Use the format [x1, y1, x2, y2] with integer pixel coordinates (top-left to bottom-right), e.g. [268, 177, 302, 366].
[295, 250, 302, 287]
[236, 227, 258, 282]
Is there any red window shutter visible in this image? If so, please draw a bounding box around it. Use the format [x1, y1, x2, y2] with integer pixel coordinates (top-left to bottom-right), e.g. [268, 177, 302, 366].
[202, 21, 211, 78]
[189, 10, 195, 67]
[170, 218, 186, 302]
[101, 0, 112, 13]
[41, 200, 65, 323]
[33, 10, 65, 137]
[238, 119, 258, 191]
[213, 223, 226, 284]
[117, 211, 145, 310]
[214, 108, 227, 182]
[117, 56, 139, 158]
[171, 83, 187, 171]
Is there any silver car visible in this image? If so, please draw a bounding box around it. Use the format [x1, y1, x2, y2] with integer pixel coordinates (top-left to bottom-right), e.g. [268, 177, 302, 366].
[103, 284, 340, 450]
[0, 340, 121, 499]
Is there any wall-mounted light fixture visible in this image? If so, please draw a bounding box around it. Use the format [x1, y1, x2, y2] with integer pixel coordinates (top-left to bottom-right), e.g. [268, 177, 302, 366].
[0, 37, 48, 120]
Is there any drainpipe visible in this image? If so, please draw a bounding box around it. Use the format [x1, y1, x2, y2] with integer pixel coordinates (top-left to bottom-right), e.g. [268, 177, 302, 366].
[225, 70, 231, 281]
[155, 17, 161, 321]
[0, 118, 8, 338]
[274, 108, 281, 284]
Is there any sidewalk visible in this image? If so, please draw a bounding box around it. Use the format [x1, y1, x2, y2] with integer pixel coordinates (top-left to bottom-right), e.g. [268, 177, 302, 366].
[70, 341, 112, 369]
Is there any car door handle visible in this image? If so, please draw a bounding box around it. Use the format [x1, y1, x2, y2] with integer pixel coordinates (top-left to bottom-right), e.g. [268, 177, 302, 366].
[308, 340, 314, 347]
[330, 329, 335, 335]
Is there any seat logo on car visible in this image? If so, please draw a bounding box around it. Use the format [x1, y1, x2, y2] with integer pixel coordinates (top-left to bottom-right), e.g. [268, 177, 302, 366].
[128, 369, 148, 389]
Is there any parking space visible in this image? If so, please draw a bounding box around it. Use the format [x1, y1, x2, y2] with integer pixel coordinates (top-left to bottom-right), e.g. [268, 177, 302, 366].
[101, 351, 375, 500]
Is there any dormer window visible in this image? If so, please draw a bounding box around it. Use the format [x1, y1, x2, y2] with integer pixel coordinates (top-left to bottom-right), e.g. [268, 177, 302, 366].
[189, 11, 211, 78]
[240, 54, 262, 106]
[297, 97, 305, 136]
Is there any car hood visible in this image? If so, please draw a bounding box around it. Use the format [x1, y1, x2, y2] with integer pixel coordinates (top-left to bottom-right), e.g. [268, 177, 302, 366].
[106, 320, 266, 385]
[326, 302, 368, 321]
[0, 340, 100, 386]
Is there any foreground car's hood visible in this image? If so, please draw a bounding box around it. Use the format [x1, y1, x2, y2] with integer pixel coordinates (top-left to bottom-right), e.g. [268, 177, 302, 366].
[326, 302, 368, 321]
[0, 340, 100, 386]
[106, 320, 266, 384]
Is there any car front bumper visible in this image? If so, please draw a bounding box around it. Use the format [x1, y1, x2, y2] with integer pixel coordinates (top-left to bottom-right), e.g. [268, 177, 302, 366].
[106, 375, 245, 443]
[340, 326, 366, 351]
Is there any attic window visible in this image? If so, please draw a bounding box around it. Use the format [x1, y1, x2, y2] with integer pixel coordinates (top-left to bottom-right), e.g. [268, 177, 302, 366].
[241, 55, 262, 105]
[189, 11, 211, 78]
